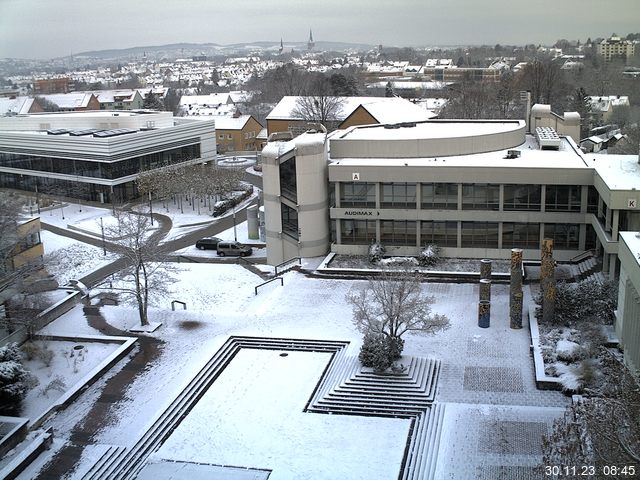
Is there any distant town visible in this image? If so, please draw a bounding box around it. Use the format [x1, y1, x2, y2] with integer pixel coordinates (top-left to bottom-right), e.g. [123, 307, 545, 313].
[1, 30, 640, 480]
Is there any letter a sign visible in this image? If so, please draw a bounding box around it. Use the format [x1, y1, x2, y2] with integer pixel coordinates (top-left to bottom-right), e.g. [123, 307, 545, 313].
[352, 172, 360, 181]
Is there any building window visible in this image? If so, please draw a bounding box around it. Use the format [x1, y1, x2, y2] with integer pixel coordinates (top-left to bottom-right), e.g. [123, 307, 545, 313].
[503, 184, 541, 211]
[545, 185, 581, 212]
[421, 183, 457, 209]
[502, 223, 540, 249]
[461, 222, 499, 248]
[227, 134, 232, 140]
[218, 134, 223, 139]
[281, 203, 298, 240]
[587, 186, 598, 214]
[380, 220, 417, 246]
[340, 182, 376, 208]
[421, 221, 457, 247]
[462, 184, 499, 210]
[341, 220, 376, 245]
[544, 223, 579, 250]
[279, 156, 297, 202]
[381, 183, 417, 209]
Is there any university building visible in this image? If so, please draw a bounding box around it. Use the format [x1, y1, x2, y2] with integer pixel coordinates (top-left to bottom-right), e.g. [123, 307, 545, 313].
[0, 111, 216, 203]
[262, 106, 639, 281]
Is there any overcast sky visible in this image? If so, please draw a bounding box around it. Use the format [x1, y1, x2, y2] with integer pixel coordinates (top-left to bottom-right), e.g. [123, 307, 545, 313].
[1, 0, 639, 59]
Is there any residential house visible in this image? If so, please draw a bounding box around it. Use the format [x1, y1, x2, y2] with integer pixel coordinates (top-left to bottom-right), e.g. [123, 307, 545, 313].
[215, 113, 264, 153]
[266, 96, 437, 136]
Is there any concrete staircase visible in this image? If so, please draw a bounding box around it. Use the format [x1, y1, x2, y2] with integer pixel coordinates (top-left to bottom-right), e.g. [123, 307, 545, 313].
[82, 336, 443, 480]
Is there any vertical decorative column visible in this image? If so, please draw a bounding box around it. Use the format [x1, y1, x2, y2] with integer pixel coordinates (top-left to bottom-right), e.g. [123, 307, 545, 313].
[478, 259, 492, 327]
[541, 238, 556, 323]
[480, 279, 491, 303]
[480, 259, 492, 281]
[478, 300, 490, 328]
[510, 248, 523, 329]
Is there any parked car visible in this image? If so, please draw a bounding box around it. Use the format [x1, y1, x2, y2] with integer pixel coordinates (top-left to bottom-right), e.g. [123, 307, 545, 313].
[216, 241, 252, 257]
[195, 237, 222, 250]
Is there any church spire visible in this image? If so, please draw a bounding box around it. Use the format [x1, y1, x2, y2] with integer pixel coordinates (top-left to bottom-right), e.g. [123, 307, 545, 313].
[307, 29, 315, 51]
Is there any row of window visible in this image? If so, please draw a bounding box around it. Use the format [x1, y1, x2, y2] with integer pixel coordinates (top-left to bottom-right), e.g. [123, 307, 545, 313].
[338, 220, 591, 250]
[337, 182, 595, 213]
[0, 144, 200, 180]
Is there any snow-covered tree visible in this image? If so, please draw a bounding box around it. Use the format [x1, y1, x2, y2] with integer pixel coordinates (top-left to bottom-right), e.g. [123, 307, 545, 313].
[543, 349, 640, 471]
[0, 343, 30, 415]
[346, 270, 449, 366]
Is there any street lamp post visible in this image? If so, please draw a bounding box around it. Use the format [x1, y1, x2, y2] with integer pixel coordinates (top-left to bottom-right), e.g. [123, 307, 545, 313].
[232, 202, 237, 241]
[148, 191, 154, 226]
[100, 217, 106, 256]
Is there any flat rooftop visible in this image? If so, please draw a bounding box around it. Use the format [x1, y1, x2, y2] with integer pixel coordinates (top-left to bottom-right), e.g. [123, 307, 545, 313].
[338, 120, 524, 141]
[329, 135, 590, 170]
[591, 154, 640, 190]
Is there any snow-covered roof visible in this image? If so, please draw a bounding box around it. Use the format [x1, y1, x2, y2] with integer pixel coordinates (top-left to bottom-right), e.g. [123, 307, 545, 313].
[0, 96, 36, 115]
[266, 96, 435, 123]
[355, 99, 437, 124]
[591, 154, 640, 191]
[339, 120, 522, 141]
[88, 90, 139, 103]
[180, 93, 233, 106]
[620, 232, 640, 269]
[213, 115, 253, 130]
[588, 95, 630, 112]
[329, 135, 588, 170]
[39, 93, 95, 109]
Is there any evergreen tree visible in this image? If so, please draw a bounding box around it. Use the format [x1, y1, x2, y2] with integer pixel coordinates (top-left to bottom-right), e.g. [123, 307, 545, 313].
[142, 91, 164, 110]
[0, 343, 30, 415]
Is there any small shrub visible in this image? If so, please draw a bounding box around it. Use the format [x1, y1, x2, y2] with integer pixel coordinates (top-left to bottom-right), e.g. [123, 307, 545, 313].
[37, 346, 55, 367]
[386, 336, 405, 361]
[21, 341, 41, 361]
[535, 279, 618, 325]
[38, 375, 67, 397]
[418, 244, 440, 267]
[359, 332, 392, 371]
[555, 339, 584, 362]
[368, 243, 386, 264]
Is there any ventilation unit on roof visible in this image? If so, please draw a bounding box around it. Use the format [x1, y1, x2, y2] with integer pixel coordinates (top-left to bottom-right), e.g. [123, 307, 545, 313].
[47, 129, 69, 135]
[535, 126, 561, 150]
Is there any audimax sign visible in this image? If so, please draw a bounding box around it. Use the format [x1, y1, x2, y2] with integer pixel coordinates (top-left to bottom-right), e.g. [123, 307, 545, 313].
[344, 210, 379, 216]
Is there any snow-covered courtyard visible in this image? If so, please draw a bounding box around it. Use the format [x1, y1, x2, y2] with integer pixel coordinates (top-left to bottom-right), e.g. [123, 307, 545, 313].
[3, 201, 571, 479]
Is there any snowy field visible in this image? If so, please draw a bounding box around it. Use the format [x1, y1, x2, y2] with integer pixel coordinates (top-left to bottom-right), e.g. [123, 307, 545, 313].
[154, 349, 410, 480]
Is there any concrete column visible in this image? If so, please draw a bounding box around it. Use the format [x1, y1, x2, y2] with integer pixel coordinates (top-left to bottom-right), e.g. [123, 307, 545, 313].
[247, 205, 259, 239]
[541, 238, 556, 323]
[478, 300, 490, 328]
[612, 210, 620, 240]
[479, 279, 491, 302]
[510, 248, 523, 329]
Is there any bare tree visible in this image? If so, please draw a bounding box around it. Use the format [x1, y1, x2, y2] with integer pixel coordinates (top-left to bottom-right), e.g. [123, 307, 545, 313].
[292, 74, 344, 131]
[105, 211, 174, 326]
[346, 269, 450, 363]
[0, 192, 24, 301]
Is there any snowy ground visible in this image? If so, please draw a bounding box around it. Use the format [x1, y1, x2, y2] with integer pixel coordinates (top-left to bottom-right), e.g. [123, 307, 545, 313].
[20, 340, 120, 421]
[24, 263, 569, 480]
[6, 194, 570, 479]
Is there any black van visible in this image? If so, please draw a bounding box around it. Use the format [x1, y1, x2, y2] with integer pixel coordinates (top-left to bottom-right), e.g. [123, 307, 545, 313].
[195, 237, 222, 250]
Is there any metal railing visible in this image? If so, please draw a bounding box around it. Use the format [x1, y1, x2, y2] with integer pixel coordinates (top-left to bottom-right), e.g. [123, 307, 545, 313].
[275, 257, 301, 276]
[254, 277, 283, 295]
